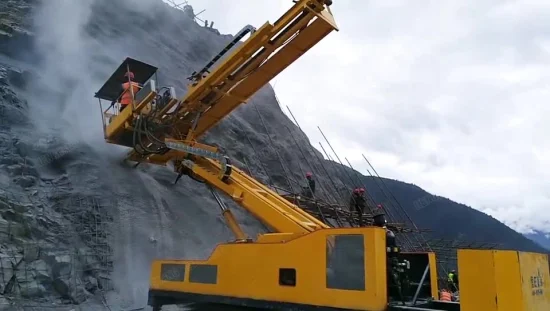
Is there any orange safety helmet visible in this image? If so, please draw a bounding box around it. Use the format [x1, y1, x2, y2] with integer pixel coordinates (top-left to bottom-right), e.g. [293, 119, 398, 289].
[124, 71, 135, 80]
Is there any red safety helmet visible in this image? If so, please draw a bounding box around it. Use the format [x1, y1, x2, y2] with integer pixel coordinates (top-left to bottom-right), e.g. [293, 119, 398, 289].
[358, 188, 365, 193]
[377, 204, 383, 209]
[306, 172, 313, 177]
[124, 71, 135, 80]
[353, 188, 360, 194]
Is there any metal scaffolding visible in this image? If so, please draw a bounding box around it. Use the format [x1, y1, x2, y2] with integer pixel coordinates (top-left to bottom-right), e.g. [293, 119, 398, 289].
[0, 188, 114, 309]
[233, 101, 507, 284]
[164, 0, 207, 24]
[426, 238, 501, 265]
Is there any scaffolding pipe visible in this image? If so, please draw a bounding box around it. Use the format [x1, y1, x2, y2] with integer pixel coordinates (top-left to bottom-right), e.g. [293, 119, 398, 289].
[361, 153, 430, 250]
[344, 157, 399, 225]
[242, 129, 275, 188]
[285, 106, 348, 226]
[345, 158, 417, 250]
[251, 100, 295, 192]
[318, 127, 360, 189]
[318, 142, 360, 227]
[317, 128, 379, 218]
[285, 125, 331, 226]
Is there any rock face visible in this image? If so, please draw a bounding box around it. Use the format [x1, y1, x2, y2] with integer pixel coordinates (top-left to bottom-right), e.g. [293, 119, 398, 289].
[0, 0, 34, 59]
[0, 0, 546, 309]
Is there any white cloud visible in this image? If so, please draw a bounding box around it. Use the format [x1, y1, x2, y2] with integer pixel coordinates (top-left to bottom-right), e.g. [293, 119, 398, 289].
[165, 0, 550, 233]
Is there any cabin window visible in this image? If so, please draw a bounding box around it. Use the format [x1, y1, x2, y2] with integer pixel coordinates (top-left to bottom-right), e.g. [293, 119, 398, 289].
[189, 264, 218, 284]
[279, 268, 296, 286]
[160, 264, 186, 282]
[326, 234, 365, 290]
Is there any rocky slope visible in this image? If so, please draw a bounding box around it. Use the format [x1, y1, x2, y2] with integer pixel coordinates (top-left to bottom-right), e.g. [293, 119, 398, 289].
[0, 0, 546, 310]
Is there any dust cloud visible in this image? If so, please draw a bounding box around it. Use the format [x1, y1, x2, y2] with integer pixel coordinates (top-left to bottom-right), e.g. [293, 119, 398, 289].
[14, 1, 260, 309]
[27, 0, 142, 157]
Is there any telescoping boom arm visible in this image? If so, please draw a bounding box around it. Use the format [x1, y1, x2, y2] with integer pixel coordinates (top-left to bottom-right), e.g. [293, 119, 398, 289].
[149, 0, 338, 142]
[95, 0, 338, 238]
[164, 145, 329, 235]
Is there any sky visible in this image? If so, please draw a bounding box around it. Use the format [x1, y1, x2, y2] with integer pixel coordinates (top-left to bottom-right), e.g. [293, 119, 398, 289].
[162, 0, 550, 234]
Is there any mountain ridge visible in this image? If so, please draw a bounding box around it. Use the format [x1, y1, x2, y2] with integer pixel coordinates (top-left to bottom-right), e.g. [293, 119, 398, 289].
[525, 230, 550, 251]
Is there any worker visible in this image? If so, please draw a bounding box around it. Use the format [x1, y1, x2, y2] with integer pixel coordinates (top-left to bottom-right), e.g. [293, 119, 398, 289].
[349, 187, 366, 226]
[301, 172, 315, 199]
[386, 227, 397, 248]
[119, 71, 142, 112]
[372, 203, 387, 227]
[439, 289, 452, 302]
[306, 172, 315, 194]
[448, 269, 459, 291]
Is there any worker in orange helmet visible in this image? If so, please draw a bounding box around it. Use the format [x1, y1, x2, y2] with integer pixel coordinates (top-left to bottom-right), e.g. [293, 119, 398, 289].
[119, 71, 142, 112]
[349, 187, 367, 226]
[301, 172, 316, 199]
[305, 172, 315, 194]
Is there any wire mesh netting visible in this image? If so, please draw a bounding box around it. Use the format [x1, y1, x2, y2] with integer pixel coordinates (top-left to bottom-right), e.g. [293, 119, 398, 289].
[0, 188, 114, 309]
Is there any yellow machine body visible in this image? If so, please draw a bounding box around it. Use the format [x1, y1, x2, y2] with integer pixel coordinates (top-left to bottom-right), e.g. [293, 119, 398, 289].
[458, 249, 550, 311]
[427, 252, 439, 299]
[149, 227, 389, 311]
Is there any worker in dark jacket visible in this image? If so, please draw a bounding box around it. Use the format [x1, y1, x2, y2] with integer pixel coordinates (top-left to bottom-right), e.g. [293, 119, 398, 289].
[373, 203, 387, 227]
[119, 71, 142, 112]
[349, 187, 367, 226]
[301, 172, 315, 199]
[306, 172, 315, 194]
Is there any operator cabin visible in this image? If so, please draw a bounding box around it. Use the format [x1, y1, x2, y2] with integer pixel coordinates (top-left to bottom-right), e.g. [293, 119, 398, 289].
[95, 58, 178, 147]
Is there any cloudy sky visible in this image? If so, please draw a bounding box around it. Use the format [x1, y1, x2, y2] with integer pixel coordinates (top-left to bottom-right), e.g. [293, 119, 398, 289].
[163, 0, 550, 234]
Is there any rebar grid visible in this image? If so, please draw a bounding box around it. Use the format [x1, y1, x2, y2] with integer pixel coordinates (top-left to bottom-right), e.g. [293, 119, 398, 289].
[0, 188, 114, 309]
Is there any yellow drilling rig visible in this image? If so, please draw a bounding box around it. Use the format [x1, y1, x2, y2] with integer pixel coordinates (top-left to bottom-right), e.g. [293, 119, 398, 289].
[93, 0, 550, 310]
